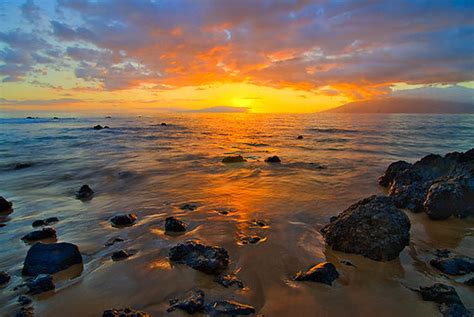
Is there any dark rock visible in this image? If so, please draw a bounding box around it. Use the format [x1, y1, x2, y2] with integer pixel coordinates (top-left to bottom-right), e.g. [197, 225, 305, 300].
[434, 249, 452, 258]
[167, 289, 205, 314]
[169, 241, 229, 275]
[76, 184, 94, 200]
[205, 300, 255, 316]
[18, 295, 33, 306]
[180, 203, 198, 211]
[104, 126, 110, 129]
[340, 260, 356, 267]
[464, 277, 474, 286]
[26, 116, 35, 119]
[321, 196, 410, 261]
[439, 303, 472, 317]
[45, 217, 59, 224]
[110, 214, 137, 227]
[0, 196, 13, 212]
[297, 135, 304, 139]
[21, 228, 57, 242]
[32, 217, 59, 228]
[430, 255, 474, 275]
[111, 250, 131, 261]
[102, 307, 151, 317]
[419, 284, 471, 317]
[105, 237, 125, 246]
[165, 216, 187, 232]
[222, 155, 246, 163]
[14, 163, 33, 170]
[0, 271, 11, 286]
[238, 233, 262, 244]
[53, 117, 59, 119]
[294, 262, 340, 285]
[265, 155, 281, 163]
[215, 273, 244, 288]
[93, 125, 104, 130]
[390, 181, 431, 212]
[26, 274, 55, 294]
[250, 219, 267, 227]
[105, 116, 112, 118]
[15, 307, 34, 317]
[23, 242, 83, 276]
[378, 161, 412, 187]
[161, 122, 167, 126]
[424, 180, 464, 220]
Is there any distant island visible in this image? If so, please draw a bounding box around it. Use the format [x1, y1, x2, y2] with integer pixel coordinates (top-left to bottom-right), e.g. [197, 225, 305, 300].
[324, 98, 474, 114]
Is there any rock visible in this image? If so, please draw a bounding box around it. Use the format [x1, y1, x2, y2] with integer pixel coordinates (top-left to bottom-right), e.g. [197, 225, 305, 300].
[205, 300, 255, 316]
[104, 126, 110, 129]
[169, 241, 229, 275]
[93, 125, 104, 130]
[430, 255, 474, 275]
[110, 214, 137, 227]
[23, 242, 83, 276]
[18, 295, 33, 306]
[222, 155, 246, 163]
[238, 233, 262, 244]
[378, 161, 412, 187]
[15, 307, 34, 317]
[265, 155, 281, 163]
[105, 237, 125, 246]
[0, 271, 11, 286]
[31, 220, 45, 227]
[423, 180, 464, 220]
[102, 307, 151, 317]
[250, 219, 267, 227]
[434, 249, 452, 258]
[165, 216, 187, 232]
[340, 260, 356, 267]
[180, 203, 198, 211]
[215, 273, 244, 288]
[26, 274, 55, 294]
[297, 135, 304, 139]
[464, 277, 474, 286]
[439, 303, 472, 317]
[32, 217, 59, 228]
[53, 117, 59, 119]
[161, 122, 167, 126]
[111, 250, 131, 261]
[26, 116, 35, 119]
[419, 284, 470, 317]
[0, 196, 13, 212]
[21, 228, 57, 242]
[76, 184, 94, 200]
[321, 196, 410, 261]
[167, 289, 205, 314]
[14, 163, 33, 170]
[294, 262, 339, 285]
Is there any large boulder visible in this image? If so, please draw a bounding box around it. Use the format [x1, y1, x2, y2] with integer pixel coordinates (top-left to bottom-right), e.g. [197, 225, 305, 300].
[23, 242, 83, 276]
[423, 180, 465, 220]
[321, 196, 410, 261]
[169, 241, 229, 275]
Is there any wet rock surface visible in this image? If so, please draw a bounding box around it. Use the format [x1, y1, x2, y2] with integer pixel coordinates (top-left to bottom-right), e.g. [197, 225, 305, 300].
[265, 155, 281, 163]
[76, 184, 94, 200]
[102, 307, 151, 317]
[32, 217, 59, 227]
[165, 216, 187, 232]
[0, 271, 11, 286]
[215, 272, 244, 288]
[294, 262, 340, 285]
[110, 214, 137, 227]
[321, 195, 410, 261]
[430, 254, 474, 275]
[419, 283, 471, 317]
[111, 250, 131, 261]
[205, 300, 256, 316]
[169, 241, 229, 275]
[26, 274, 55, 294]
[0, 196, 13, 212]
[222, 155, 246, 163]
[379, 148, 474, 220]
[23, 242, 83, 276]
[21, 228, 57, 242]
[167, 289, 205, 314]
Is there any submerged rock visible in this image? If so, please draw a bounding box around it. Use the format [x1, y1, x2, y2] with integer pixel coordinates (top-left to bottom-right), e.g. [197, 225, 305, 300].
[111, 250, 131, 261]
[169, 241, 229, 275]
[18, 295, 32, 306]
[110, 214, 137, 227]
[0, 196, 13, 212]
[215, 273, 244, 288]
[0, 271, 11, 286]
[180, 203, 198, 211]
[15, 307, 34, 317]
[21, 228, 57, 242]
[32, 217, 59, 227]
[419, 283, 471, 317]
[294, 262, 339, 285]
[102, 307, 151, 317]
[205, 300, 255, 316]
[430, 255, 474, 275]
[167, 289, 205, 314]
[265, 156, 281, 163]
[165, 216, 187, 232]
[321, 195, 410, 261]
[26, 274, 55, 294]
[222, 155, 246, 163]
[14, 163, 33, 170]
[76, 184, 94, 200]
[23, 242, 83, 276]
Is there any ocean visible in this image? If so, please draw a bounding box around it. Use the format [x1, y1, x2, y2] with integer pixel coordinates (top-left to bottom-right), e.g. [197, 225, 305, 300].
[0, 113, 473, 316]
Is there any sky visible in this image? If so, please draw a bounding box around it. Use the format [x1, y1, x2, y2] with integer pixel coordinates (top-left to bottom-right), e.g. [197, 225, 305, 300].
[0, 0, 473, 114]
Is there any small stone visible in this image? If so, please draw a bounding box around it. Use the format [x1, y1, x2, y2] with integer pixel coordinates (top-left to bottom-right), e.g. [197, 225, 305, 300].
[222, 155, 246, 163]
[167, 289, 205, 314]
[18, 295, 33, 306]
[31, 220, 45, 227]
[165, 216, 187, 232]
[111, 250, 130, 261]
[102, 307, 151, 317]
[419, 283, 462, 305]
[23, 242, 83, 276]
[14, 163, 33, 170]
[239, 233, 262, 244]
[430, 255, 474, 275]
[205, 300, 255, 316]
[45, 217, 59, 224]
[294, 262, 340, 285]
[110, 214, 137, 227]
[169, 241, 229, 275]
[21, 228, 57, 242]
[0, 196, 13, 212]
[180, 203, 198, 211]
[0, 271, 11, 286]
[464, 277, 474, 286]
[297, 135, 304, 139]
[161, 122, 167, 126]
[93, 125, 104, 130]
[105, 237, 125, 246]
[26, 274, 55, 294]
[251, 219, 267, 227]
[76, 184, 94, 200]
[215, 273, 244, 288]
[15, 307, 34, 317]
[265, 156, 281, 163]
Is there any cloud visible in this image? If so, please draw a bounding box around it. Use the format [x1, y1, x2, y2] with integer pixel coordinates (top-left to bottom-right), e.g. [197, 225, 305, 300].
[0, 97, 82, 106]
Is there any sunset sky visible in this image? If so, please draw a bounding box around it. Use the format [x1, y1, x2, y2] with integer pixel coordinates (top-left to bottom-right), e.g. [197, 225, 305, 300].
[0, 0, 473, 114]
